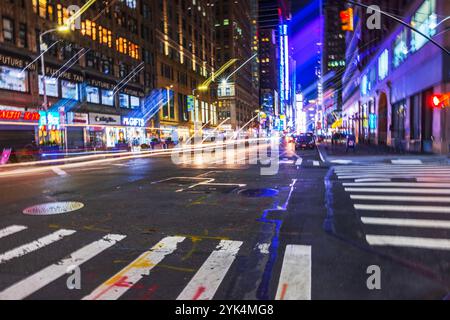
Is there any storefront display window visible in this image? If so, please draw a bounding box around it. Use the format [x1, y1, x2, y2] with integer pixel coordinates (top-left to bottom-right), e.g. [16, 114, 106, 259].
[61, 80, 79, 100]
[101, 89, 114, 106]
[0, 66, 28, 92]
[38, 76, 58, 97]
[86, 86, 100, 104]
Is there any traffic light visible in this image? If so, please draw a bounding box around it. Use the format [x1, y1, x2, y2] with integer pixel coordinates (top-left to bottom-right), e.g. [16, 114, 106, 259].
[430, 94, 449, 109]
[340, 8, 354, 31]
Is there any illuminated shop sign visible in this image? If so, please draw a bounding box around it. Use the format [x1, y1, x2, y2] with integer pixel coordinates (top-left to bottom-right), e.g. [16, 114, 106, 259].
[89, 113, 121, 125]
[0, 109, 40, 121]
[123, 117, 145, 127]
[39, 111, 60, 128]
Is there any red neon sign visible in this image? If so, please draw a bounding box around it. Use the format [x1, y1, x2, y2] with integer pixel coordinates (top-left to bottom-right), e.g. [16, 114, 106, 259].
[0, 110, 40, 121]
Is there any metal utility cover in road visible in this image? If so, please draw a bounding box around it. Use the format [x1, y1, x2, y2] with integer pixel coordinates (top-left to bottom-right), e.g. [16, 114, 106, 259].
[23, 202, 84, 216]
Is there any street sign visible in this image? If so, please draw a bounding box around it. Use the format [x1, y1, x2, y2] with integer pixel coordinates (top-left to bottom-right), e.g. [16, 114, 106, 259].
[187, 95, 195, 112]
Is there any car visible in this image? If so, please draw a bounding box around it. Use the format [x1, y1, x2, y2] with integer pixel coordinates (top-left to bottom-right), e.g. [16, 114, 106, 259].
[295, 134, 316, 150]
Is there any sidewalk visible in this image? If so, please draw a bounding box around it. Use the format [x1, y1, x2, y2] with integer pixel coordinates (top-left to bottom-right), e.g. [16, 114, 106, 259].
[317, 141, 449, 165]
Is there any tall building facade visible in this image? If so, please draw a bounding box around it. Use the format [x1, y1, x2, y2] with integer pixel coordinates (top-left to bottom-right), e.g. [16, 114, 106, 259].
[152, 0, 217, 141]
[321, 0, 346, 131]
[215, 0, 258, 130]
[0, 0, 218, 155]
[258, 0, 293, 131]
[0, 0, 154, 153]
[342, 0, 450, 154]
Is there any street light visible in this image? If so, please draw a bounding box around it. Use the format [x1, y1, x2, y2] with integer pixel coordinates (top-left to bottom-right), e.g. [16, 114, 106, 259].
[39, 26, 70, 111]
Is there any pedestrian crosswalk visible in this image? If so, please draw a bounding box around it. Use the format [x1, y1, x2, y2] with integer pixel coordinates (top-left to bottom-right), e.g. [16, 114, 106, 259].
[334, 163, 450, 251]
[0, 225, 312, 300]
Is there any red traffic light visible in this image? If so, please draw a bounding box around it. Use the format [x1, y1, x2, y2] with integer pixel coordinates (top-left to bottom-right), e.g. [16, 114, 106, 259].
[431, 94, 449, 108]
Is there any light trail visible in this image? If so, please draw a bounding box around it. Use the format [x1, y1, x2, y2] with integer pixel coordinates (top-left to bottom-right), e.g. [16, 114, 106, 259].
[0, 138, 270, 177]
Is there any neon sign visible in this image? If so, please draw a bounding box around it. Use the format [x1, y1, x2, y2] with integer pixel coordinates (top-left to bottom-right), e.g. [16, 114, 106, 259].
[0, 110, 40, 121]
[123, 117, 145, 127]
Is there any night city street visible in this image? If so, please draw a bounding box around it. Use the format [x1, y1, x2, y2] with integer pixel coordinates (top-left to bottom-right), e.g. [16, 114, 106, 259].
[0, 0, 449, 309]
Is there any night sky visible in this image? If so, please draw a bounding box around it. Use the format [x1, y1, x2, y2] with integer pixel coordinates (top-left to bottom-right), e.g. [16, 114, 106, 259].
[290, 0, 321, 95]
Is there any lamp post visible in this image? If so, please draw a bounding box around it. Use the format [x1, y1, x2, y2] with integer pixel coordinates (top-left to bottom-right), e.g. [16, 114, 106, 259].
[39, 26, 70, 111]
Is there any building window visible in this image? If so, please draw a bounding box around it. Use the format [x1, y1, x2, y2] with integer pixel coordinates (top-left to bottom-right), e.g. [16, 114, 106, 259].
[86, 86, 100, 104]
[378, 49, 389, 80]
[119, 93, 130, 108]
[130, 96, 140, 109]
[411, 0, 437, 52]
[0, 66, 28, 92]
[38, 76, 58, 97]
[101, 89, 114, 106]
[393, 28, 408, 68]
[18, 23, 27, 48]
[2, 18, 14, 43]
[61, 80, 79, 100]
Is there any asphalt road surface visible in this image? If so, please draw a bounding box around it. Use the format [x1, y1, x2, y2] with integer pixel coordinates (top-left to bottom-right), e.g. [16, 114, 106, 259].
[0, 141, 449, 300]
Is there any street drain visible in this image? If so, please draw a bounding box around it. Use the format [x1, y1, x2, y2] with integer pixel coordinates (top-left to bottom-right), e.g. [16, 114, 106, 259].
[238, 188, 279, 198]
[23, 202, 84, 216]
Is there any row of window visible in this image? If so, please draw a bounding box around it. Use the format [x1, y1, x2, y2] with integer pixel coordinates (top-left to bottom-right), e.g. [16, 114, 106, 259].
[0, 64, 140, 109]
[361, 0, 437, 95]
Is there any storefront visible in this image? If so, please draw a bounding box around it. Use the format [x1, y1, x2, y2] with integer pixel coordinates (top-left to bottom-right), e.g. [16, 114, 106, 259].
[88, 113, 122, 149]
[66, 112, 89, 150]
[160, 125, 177, 142]
[0, 107, 40, 155]
[122, 116, 146, 148]
[38, 110, 65, 148]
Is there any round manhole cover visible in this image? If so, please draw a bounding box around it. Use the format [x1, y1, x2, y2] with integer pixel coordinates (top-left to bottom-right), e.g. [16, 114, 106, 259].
[23, 202, 84, 216]
[238, 188, 279, 198]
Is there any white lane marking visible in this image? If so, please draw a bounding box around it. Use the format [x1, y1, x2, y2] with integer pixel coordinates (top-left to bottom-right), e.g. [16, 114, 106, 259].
[391, 159, 423, 164]
[51, 167, 68, 176]
[0, 225, 27, 240]
[330, 160, 353, 164]
[351, 194, 450, 203]
[418, 177, 450, 182]
[313, 161, 320, 167]
[280, 160, 294, 164]
[344, 182, 450, 188]
[354, 204, 450, 213]
[84, 236, 185, 300]
[335, 166, 450, 171]
[361, 217, 450, 229]
[366, 235, 450, 250]
[338, 173, 450, 179]
[256, 243, 270, 254]
[345, 188, 450, 195]
[275, 245, 311, 300]
[0, 229, 76, 264]
[0, 234, 126, 300]
[177, 240, 242, 300]
[295, 158, 303, 166]
[354, 178, 392, 183]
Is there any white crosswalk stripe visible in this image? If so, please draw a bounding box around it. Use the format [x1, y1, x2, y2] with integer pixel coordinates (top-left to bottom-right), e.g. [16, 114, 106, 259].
[335, 163, 450, 251]
[0, 234, 126, 300]
[0, 229, 76, 264]
[275, 245, 311, 300]
[0, 225, 27, 240]
[177, 240, 242, 300]
[0, 227, 310, 300]
[84, 236, 185, 300]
